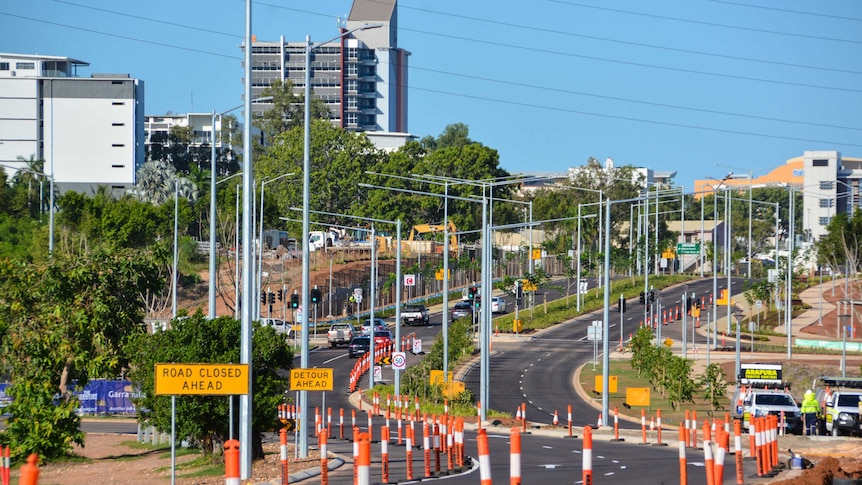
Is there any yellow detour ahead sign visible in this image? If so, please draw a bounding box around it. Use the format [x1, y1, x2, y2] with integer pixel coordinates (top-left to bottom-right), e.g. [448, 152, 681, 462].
[626, 387, 651, 407]
[594, 375, 618, 393]
[435, 269, 451, 281]
[430, 370, 454, 385]
[290, 368, 334, 391]
[155, 363, 249, 396]
[522, 279, 537, 291]
[442, 380, 465, 398]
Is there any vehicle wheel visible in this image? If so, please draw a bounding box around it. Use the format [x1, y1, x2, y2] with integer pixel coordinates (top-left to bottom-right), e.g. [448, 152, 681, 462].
[330, 343, 336, 349]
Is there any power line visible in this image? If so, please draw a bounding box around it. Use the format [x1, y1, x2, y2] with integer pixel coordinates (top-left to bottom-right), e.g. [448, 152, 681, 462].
[0, 12, 241, 60]
[409, 64, 862, 132]
[357, 0, 862, 76]
[51, 0, 242, 39]
[707, 0, 862, 23]
[407, 84, 862, 148]
[542, 0, 862, 45]
[402, 26, 862, 94]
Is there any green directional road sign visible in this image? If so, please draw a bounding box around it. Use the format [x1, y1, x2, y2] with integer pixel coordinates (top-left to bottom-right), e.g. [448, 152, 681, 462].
[676, 242, 700, 255]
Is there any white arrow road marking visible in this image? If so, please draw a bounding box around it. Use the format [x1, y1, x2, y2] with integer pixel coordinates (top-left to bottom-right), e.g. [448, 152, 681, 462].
[604, 472, 615, 476]
[542, 445, 553, 449]
[540, 465, 562, 469]
[597, 455, 605, 459]
[612, 460, 619, 463]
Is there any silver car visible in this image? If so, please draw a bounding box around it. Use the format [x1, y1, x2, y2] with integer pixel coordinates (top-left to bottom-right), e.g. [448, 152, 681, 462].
[491, 296, 508, 314]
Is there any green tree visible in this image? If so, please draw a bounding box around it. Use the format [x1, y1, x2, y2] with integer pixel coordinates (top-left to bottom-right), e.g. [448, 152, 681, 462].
[699, 363, 729, 412]
[253, 79, 330, 144]
[0, 248, 163, 459]
[125, 314, 293, 459]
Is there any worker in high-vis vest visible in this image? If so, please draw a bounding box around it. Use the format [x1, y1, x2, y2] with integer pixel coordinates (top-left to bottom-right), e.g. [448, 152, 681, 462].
[800, 389, 820, 435]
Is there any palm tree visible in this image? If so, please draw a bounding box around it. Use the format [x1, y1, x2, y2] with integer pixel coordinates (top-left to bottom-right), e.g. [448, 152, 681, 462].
[136, 160, 198, 205]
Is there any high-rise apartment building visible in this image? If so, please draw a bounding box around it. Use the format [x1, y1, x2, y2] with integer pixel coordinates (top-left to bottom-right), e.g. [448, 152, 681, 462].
[246, 0, 408, 134]
[0, 53, 144, 195]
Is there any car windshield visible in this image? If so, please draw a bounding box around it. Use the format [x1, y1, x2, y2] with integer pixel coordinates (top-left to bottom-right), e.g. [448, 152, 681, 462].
[755, 394, 795, 406]
[837, 395, 862, 406]
[374, 331, 390, 338]
[351, 337, 370, 345]
[455, 303, 470, 309]
[405, 305, 425, 311]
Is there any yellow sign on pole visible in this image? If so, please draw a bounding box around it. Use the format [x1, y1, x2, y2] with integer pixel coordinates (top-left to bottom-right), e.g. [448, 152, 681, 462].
[522, 279, 537, 292]
[594, 375, 618, 393]
[155, 363, 249, 396]
[513, 319, 522, 333]
[532, 249, 542, 260]
[289, 368, 334, 391]
[435, 269, 451, 281]
[626, 387, 651, 407]
[429, 370, 454, 385]
[441, 380, 465, 397]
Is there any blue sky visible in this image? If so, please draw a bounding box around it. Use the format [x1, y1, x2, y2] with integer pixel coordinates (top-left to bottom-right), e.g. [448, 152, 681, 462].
[3, 0, 861, 188]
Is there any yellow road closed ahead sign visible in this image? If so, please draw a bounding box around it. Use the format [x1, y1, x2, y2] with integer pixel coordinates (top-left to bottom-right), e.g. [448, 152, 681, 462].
[155, 363, 249, 396]
[290, 368, 334, 391]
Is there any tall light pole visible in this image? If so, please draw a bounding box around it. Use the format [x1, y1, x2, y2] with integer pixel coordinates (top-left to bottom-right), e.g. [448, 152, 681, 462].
[300, 23, 382, 458]
[172, 178, 179, 319]
[209, 98, 270, 320]
[256, 172, 295, 322]
[239, 0, 254, 476]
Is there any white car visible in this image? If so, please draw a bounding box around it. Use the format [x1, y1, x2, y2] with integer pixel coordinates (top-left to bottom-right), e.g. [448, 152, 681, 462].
[491, 296, 508, 314]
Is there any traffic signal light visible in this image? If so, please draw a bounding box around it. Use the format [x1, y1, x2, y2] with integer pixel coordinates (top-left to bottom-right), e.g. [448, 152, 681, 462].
[639, 291, 645, 305]
[515, 282, 523, 301]
[277, 289, 284, 302]
[649, 290, 656, 303]
[260, 292, 266, 304]
[468, 286, 477, 299]
[311, 287, 321, 304]
[618, 295, 626, 313]
[268, 291, 275, 304]
[290, 293, 299, 309]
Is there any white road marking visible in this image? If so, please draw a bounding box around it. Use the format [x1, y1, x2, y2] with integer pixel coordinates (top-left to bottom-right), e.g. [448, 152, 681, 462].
[322, 354, 348, 364]
[540, 464, 561, 469]
[542, 445, 553, 449]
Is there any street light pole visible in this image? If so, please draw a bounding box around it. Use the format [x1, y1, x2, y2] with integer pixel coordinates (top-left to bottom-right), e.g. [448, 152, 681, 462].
[300, 23, 382, 458]
[172, 179, 179, 319]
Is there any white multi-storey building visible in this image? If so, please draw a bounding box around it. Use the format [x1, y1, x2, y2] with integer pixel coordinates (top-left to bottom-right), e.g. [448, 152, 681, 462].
[245, 0, 409, 135]
[0, 53, 144, 195]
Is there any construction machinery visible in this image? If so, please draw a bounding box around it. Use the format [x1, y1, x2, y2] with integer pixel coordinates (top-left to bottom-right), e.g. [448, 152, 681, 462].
[408, 221, 458, 253]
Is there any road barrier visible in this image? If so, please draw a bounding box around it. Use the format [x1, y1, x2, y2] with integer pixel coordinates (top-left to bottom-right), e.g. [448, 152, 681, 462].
[18, 455, 39, 485]
[713, 426, 726, 485]
[510, 427, 522, 485]
[521, 403, 527, 433]
[423, 419, 432, 478]
[357, 433, 370, 485]
[691, 410, 698, 449]
[279, 429, 288, 485]
[1, 445, 10, 485]
[553, 409, 559, 426]
[612, 407, 622, 441]
[641, 409, 647, 444]
[567, 405, 574, 438]
[656, 409, 664, 446]
[353, 426, 359, 485]
[406, 422, 414, 481]
[381, 426, 390, 483]
[477, 428, 492, 485]
[678, 427, 687, 485]
[320, 429, 329, 485]
[582, 425, 593, 485]
[702, 422, 715, 485]
[734, 420, 744, 484]
[224, 439, 240, 485]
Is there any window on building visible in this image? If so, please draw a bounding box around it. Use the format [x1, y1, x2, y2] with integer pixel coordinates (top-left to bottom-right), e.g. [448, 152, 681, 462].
[346, 97, 357, 109]
[819, 217, 831, 226]
[346, 80, 357, 92]
[16, 62, 35, 70]
[820, 181, 834, 190]
[0, 63, 9, 71]
[812, 159, 829, 167]
[347, 64, 358, 76]
[819, 198, 834, 208]
[346, 113, 358, 125]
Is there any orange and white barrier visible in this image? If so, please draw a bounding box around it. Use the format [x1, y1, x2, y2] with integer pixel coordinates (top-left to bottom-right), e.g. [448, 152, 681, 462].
[280, 429, 288, 485]
[381, 426, 390, 484]
[339, 408, 345, 440]
[510, 427, 522, 485]
[734, 419, 744, 485]
[567, 405, 574, 438]
[18, 455, 40, 485]
[713, 427, 726, 485]
[690, 410, 698, 449]
[3, 445, 12, 485]
[641, 409, 647, 445]
[553, 410, 559, 426]
[406, 421, 414, 481]
[477, 428, 492, 485]
[521, 402, 527, 433]
[612, 406, 621, 441]
[356, 432, 370, 485]
[423, 419, 432, 478]
[678, 426, 687, 485]
[596, 412, 603, 429]
[224, 439, 240, 485]
[656, 409, 663, 445]
[702, 422, 715, 485]
[319, 429, 329, 485]
[582, 426, 593, 485]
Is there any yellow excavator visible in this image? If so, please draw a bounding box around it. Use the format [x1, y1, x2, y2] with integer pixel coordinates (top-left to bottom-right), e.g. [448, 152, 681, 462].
[408, 221, 458, 253]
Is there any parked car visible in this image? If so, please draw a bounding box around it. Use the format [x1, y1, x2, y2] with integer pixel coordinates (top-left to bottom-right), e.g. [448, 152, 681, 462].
[348, 336, 371, 358]
[451, 301, 473, 320]
[373, 329, 393, 347]
[261, 318, 289, 334]
[327, 322, 356, 348]
[360, 318, 389, 335]
[490, 296, 508, 314]
[401, 304, 430, 326]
